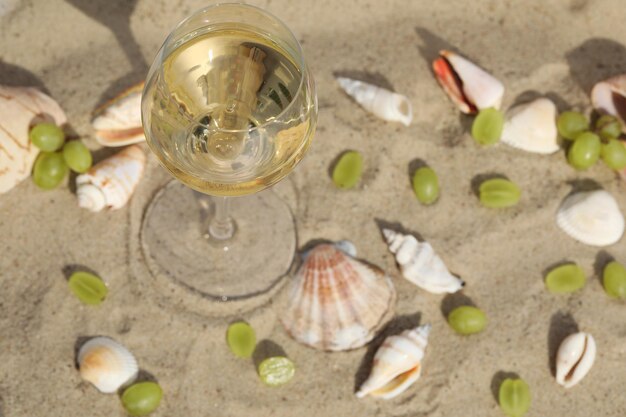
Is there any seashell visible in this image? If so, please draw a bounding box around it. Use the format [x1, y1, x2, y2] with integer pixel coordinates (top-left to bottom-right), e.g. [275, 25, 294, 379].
[432, 50, 504, 114]
[0, 85, 67, 193]
[77, 336, 138, 394]
[336, 77, 412, 126]
[76, 145, 145, 212]
[281, 243, 396, 351]
[500, 98, 559, 154]
[556, 190, 624, 247]
[356, 324, 431, 399]
[591, 75, 626, 132]
[92, 83, 144, 147]
[556, 332, 596, 388]
[383, 229, 464, 294]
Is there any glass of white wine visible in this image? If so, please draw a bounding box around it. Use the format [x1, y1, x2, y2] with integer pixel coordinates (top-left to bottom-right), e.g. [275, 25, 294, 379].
[141, 3, 317, 301]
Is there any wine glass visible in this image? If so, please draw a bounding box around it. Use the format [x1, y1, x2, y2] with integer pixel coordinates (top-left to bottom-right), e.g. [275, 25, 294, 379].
[140, 3, 317, 301]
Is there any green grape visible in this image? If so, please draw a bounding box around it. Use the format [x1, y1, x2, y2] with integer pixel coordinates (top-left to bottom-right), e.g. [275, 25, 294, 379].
[68, 271, 108, 305]
[62, 140, 93, 173]
[412, 167, 439, 205]
[471, 107, 504, 145]
[601, 139, 626, 170]
[258, 356, 295, 387]
[603, 261, 626, 299]
[32, 152, 68, 190]
[226, 321, 256, 358]
[447, 306, 487, 335]
[567, 132, 601, 170]
[595, 114, 622, 140]
[557, 111, 589, 140]
[121, 382, 163, 416]
[479, 178, 521, 208]
[29, 122, 65, 152]
[499, 378, 531, 417]
[545, 264, 586, 294]
[332, 151, 363, 189]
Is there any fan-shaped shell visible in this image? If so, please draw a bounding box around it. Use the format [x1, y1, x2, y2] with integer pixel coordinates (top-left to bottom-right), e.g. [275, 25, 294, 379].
[92, 83, 144, 147]
[77, 337, 138, 394]
[281, 243, 396, 351]
[591, 75, 626, 132]
[500, 98, 559, 154]
[556, 190, 624, 246]
[556, 332, 596, 388]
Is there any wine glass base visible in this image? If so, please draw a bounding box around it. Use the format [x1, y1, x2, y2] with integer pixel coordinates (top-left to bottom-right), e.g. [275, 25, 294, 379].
[140, 180, 296, 301]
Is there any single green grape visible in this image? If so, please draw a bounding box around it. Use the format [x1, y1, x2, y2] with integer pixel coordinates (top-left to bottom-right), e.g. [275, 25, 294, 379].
[258, 356, 295, 387]
[567, 132, 601, 170]
[412, 167, 439, 205]
[595, 114, 622, 140]
[601, 139, 626, 170]
[68, 271, 108, 305]
[545, 264, 586, 294]
[557, 111, 589, 140]
[499, 378, 531, 417]
[447, 306, 487, 335]
[603, 261, 626, 299]
[332, 151, 363, 189]
[29, 122, 65, 152]
[479, 178, 521, 208]
[471, 107, 504, 145]
[62, 140, 93, 173]
[32, 152, 68, 190]
[226, 321, 256, 358]
[121, 382, 163, 416]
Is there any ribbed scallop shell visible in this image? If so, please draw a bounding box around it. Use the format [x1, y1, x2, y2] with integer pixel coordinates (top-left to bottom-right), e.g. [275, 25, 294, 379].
[500, 98, 559, 154]
[92, 83, 144, 147]
[356, 324, 431, 399]
[556, 190, 624, 246]
[77, 337, 138, 394]
[556, 332, 596, 388]
[281, 243, 396, 351]
[591, 75, 626, 132]
[76, 145, 145, 212]
[0, 85, 67, 193]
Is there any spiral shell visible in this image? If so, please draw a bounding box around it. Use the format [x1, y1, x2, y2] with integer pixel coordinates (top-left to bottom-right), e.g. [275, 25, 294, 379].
[591, 75, 626, 132]
[556, 332, 596, 388]
[77, 337, 138, 394]
[500, 98, 559, 154]
[92, 83, 144, 147]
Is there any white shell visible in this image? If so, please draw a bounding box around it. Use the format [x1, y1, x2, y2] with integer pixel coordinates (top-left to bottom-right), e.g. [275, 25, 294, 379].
[336, 77, 412, 126]
[356, 324, 431, 399]
[556, 190, 624, 247]
[0, 85, 67, 193]
[76, 145, 145, 212]
[556, 332, 596, 388]
[92, 83, 144, 147]
[591, 75, 626, 132]
[77, 337, 138, 394]
[383, 229, 464, 294]
[500, 98, 559, 154]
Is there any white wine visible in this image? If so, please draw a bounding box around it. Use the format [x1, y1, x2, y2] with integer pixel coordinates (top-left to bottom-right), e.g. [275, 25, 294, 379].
[143, 26, 315, 196]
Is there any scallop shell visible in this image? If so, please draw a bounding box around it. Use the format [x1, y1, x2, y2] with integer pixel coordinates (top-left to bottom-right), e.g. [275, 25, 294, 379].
[500, 98, 559, 154]
[76, 145, 145, 212]
[336, 77, 412, 126]
[556, 332, 596, 388]
[77, 337, 138, 394]
[591, 75, 626, 132]
[432, 50, 504, 114]
[0, 85, 67, 193]
[356, 324, 431, 399]
[383, 229, 464, 294]
[92, 83, 144, 147]
[556, 190, 624, 246]
[281, 243, 396, 351]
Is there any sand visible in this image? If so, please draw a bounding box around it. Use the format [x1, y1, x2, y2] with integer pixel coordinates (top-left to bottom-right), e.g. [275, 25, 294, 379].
[1, 0, 626, 415]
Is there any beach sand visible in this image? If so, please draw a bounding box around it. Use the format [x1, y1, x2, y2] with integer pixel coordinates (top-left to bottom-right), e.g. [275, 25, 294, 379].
[1, 0, 625, 415]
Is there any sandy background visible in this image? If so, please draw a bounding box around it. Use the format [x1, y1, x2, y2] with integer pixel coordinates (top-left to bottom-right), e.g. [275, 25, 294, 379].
[1, 0, 626, 416]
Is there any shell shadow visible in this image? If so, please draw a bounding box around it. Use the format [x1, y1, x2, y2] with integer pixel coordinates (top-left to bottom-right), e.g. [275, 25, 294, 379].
[353, 312, 422, 393]
[541, 259, 577, 284]
[593, 250, 614, 285]
[440, 292, 476, 319]
[511, 90, 571, 112]
[470, 172, 508, 197]
[0, 60, 47, 91]
[62, 264, 100, 281]
[252, 339, 288, 370]
[564, 179, 603, 195]
[373, 218, 424, 242]
[414, 27, 457, 68]
[490, 370, 520, 403]
[566, 38, 626, 95]
[332, 70, 394, 92]
[547, 311, 579, 377]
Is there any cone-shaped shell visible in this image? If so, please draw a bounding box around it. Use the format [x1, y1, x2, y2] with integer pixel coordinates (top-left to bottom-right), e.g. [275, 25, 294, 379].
[556, 190, 624, 246]
[356, 324, 431, 399]
[500, 98, 559, 154]
[281, 243, 396, 351]
[383, 229, 464, 294]
[0, 85, 67, 193]
[432, 50, 504, 114]
[92, 83, 144, 147]
[591, 75, 626, 132]
[77, 337, 138, 393]
[556, 332, 596, 388]
[76, 145, 145, 212]
[336, 77, 412, 126]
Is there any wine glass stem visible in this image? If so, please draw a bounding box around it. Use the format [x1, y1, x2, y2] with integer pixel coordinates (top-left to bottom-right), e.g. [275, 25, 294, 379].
[208, 196, 236, 241]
